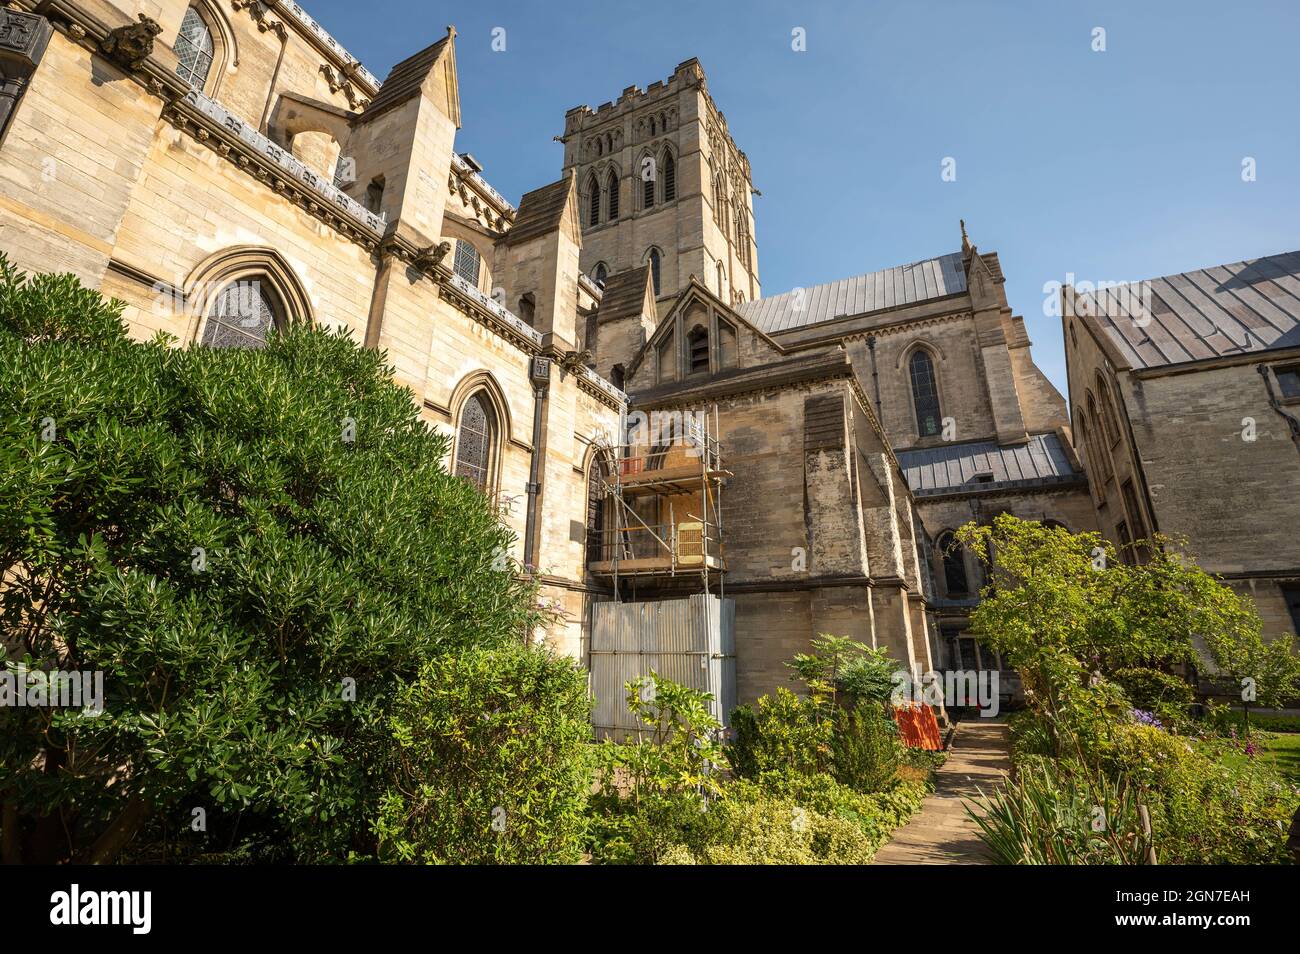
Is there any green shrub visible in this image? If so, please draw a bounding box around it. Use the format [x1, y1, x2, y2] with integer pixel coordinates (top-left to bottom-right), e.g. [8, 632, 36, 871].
[1099, 723, 1298, 864]
[374, 645, 592, 864]
[0, 258, 545, 863]
[656, 773, 930, 865]
[586, 674, 727, 865]
[831, 700, 902, 793]
[747, 772, 929, 850]
[728, 687, 829, 781]
[686, 792, 876, 865]
[1111, 667, 1193, 711]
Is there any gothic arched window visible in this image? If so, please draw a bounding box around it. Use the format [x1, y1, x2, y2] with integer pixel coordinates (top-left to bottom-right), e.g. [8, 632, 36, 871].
[605, 168, 619, 220]
[453, 240, 481, 287]
[1096, 374, 1122, 446]
[586, 173, 601, 227]
[642, 167, 655, 210]
[662, 151, 676, 202]
[586, 454, 611, 564]
[175, 6, 215, 90]
[937, 532, 970, 597]
[593, 262, 608, 286]
[455, 392, 496, 493]
[201, 277, 283, 349]
[909, 349, 942, 437]
[648, 248, 661, 296]
[688, 324, 709, 374]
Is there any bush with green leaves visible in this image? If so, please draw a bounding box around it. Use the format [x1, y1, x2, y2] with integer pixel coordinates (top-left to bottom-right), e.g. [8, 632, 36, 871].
[728, 687, 830, 781]
[732, 637, 907, 794]
[375, 645, 592, 864]
[1097, 723, 1298, 864]
[831, 700, 903, 793]
[0, 258, 546, 863]
[1110, 666, 1194, 710]
[586, 673, 727, 864]
[657, 773, 931, 865]
[788, 633, 904, 708]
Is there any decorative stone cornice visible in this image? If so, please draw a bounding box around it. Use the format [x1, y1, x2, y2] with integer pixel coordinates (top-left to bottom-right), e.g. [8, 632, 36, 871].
[230, 0, 286, 41]
[438, 272, 544, 355]
[449, 153, 516, 226]
[252, 0, 380, 93]
[163, 88, 387, 243]
[319, 63, 366, 109]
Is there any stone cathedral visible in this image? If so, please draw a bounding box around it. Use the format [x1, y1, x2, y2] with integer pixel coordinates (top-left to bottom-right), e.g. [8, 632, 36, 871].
[8, 1, 1288, 719]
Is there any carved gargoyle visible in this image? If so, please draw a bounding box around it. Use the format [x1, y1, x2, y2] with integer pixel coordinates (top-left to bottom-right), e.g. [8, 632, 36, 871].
[557, 349, 593, 376]
[99, 14, 162, 72]
[414, 241, 451, 270]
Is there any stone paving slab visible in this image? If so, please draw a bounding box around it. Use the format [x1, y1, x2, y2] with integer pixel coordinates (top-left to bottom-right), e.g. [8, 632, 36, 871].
[873, 720, 1011, 865]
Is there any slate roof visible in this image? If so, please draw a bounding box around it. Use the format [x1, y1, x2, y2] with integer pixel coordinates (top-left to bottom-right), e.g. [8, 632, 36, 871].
[503, 178, 572, 246]
[736, 252, 967, 334]
[362, 37, 450, 120]
[595, 266, 651, 322]
[897, 433, 1081, 496]
[1077, 250, 1300, 370]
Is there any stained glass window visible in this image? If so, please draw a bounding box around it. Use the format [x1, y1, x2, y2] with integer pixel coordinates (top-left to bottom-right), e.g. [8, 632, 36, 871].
[455, 393, 495, 492]
[201, 279, 279, 349]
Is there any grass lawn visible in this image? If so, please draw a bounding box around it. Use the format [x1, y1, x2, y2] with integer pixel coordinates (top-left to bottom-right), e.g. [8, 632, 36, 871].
[1215, 731, 1300, 783]
[1256, 731, 1300, 782]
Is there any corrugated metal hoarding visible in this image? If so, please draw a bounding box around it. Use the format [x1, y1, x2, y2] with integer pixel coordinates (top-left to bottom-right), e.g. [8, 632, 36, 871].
[589, 594, 736, 742]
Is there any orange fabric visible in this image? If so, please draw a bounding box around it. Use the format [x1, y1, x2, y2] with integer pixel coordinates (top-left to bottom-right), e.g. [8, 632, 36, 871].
[893, 703, 943, 750]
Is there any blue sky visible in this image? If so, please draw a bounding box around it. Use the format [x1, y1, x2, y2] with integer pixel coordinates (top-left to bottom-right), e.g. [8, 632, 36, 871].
[308, 0, 1300, 397]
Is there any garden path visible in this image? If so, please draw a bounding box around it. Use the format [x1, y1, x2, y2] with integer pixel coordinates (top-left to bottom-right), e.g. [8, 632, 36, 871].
[873, 720, 1011, 864]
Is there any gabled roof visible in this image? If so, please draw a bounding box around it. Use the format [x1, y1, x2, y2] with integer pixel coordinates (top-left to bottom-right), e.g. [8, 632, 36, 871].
[502, 175, 576, 246]
[1076, 250, 1300, 370]
[736, 252, 968, 334]
[625, 276, 786, 382]
[362, 34, 456, 123]
[595, 265, 654, 323]
[897, 432, 1081, 497]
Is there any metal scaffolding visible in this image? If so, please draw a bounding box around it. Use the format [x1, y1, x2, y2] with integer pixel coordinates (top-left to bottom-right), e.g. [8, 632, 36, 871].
[588, 405, 729, 600]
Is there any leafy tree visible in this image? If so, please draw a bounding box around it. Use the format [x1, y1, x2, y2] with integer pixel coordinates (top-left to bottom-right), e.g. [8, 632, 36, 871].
[955, 515, 1299, 751]
[0, 258, 546, 863]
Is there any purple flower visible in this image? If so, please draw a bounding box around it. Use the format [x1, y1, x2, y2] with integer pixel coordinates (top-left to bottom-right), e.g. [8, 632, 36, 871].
[1131, 708, 1164, 729]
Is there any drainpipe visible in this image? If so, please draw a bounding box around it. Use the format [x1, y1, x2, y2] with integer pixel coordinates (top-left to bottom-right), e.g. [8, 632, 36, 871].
[866, 335, 883, 420]
[523, 357, 551, 572]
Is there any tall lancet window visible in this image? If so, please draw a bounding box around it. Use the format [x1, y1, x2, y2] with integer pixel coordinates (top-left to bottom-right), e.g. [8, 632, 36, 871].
[909, 349, 942, 437]
[586, 173, 601, 227]
[606, 168, 619, 220]
[455, 393, 496, 493]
